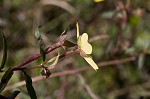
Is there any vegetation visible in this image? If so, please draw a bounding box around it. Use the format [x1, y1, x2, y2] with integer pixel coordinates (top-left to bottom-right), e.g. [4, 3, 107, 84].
[0, 0, 150, 99]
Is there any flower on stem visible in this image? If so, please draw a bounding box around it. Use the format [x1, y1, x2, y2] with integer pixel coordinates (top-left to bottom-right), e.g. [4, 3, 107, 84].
[76, 23, 99, 71]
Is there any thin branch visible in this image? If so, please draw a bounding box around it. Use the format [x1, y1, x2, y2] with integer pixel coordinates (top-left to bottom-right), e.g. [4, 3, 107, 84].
[16, 50, 79, 70]
[57, 81, 67, 99]
[4, 56, 136, 91]
[108, 80, 150, 98]
[77, 74, 100, 99]
[89, 34, 109, 42]
[14, 42, 62, 69]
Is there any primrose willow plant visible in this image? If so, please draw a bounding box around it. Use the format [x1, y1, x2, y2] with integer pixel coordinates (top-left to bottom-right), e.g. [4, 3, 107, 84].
[76, 23, 99, 70]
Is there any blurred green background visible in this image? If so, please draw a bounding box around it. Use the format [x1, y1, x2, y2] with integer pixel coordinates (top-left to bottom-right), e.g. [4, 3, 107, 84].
[0, 0, 150, 99]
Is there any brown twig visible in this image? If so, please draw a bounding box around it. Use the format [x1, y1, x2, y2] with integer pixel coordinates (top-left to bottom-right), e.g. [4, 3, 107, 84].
[77, 74, 100, 99]
[4, 56, 136, 91]
[89, 34, 109, 42]
[57, 81, 68, 99]
[108, 80, 150, 98]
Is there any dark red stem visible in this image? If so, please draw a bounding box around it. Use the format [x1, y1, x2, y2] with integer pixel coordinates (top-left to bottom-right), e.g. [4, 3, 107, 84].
[14, 42, 62, 69]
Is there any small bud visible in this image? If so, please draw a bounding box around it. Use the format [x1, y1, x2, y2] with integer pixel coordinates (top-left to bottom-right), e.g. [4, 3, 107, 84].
[41, 68, 51, 78]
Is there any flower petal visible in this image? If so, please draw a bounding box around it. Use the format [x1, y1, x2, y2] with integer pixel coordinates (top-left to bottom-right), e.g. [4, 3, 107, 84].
[80, 33, 92, 54]
[84, 55, 99, 70]
[76, 22, 80, 38]
[81, 33, 88, 46]
[81, 43, 92, 54]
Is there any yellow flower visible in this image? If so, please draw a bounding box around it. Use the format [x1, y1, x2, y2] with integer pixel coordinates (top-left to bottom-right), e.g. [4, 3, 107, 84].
[76, 23, 99, 70]
[94, 0, 104, 2]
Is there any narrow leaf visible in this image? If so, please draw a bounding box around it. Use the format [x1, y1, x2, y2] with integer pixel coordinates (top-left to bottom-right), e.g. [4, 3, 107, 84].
[0, 68, 13, 93]
[0, 95, 7, 99]
[0, 30, 7, 70]
[35, 28, 46, 62]
[40, 47, 46, 62]
[23, 72, 37, 99]
[8, 90, 20, 99]
[63, 40, 76, 47]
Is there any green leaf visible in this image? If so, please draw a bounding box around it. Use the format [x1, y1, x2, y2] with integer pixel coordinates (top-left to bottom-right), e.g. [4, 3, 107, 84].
[0, 30, 7, 70]
[0, 68, 13, 93]
[23, 72, 37, 99]
[35, 28, 46, 62]
[63, 40, 76, 47]
[138, 54, 145, 69]
[40, 47, 46, 62]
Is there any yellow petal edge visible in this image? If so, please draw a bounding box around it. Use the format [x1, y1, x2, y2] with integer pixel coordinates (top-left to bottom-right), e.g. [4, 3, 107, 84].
[84, 56, 99, 71]
[76, 22, 80, 38]
[80, 33, 92, 54]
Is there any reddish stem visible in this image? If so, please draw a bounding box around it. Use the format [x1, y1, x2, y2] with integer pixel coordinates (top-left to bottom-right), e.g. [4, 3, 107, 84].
[14, 42, 62, 69]
[22, 49, 79, 70]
